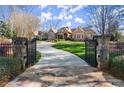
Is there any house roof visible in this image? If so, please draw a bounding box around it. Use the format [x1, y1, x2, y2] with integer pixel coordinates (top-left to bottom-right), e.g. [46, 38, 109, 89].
[48, 28, 57, 33]
[71, 28, 76, 32]
[57, 27, 72, 34]
[84, 28, 96, 35]
[71, 27, 96, 35]
[72, 27, 85, 33]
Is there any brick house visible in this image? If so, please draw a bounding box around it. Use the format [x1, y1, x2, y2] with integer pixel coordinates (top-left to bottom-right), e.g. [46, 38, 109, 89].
[56, 27, 72, 40]
[72, 27, 96, 41]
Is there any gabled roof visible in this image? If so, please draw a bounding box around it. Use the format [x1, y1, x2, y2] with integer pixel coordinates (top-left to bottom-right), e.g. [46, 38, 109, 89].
[58, 27, 72, 34]
[84, 28, 96, 35]
[72, 27, 85, 33]
[48, 28, 57, 33]
[72, 27, 96, 35]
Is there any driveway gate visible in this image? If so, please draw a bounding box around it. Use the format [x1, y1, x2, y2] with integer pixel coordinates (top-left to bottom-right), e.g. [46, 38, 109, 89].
[85, 40, 97, 67]
[27, 38, 37, 66]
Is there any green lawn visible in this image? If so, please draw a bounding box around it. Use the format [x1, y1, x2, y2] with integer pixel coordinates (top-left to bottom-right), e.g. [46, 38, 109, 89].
[52, 41, 85, 59]
[36, 51, 42, 63]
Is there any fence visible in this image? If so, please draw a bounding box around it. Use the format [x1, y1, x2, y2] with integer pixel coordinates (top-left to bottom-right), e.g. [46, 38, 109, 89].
[0, 37, 37, 67]
[0, 43, 13, 57]
[85, 39, 124, 69]
[108, 41, 124, 69]
[109, 42, 124, 56]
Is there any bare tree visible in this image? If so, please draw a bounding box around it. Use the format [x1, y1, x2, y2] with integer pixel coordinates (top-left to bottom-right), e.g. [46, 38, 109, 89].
[10, 12, 40, 39]
[0, 5, 36, 22]
[41, 18, 61, 32]
[85, 6, 124, 67]
[86, 5, 121, 36]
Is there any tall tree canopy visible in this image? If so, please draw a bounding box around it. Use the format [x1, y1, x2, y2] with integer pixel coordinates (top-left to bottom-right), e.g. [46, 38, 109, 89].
[86, 5, 124, 36]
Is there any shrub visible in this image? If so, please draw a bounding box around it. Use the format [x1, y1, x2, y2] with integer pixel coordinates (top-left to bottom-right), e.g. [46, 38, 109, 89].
[0, 57, 21, 80]
[0, 51, 41, 82]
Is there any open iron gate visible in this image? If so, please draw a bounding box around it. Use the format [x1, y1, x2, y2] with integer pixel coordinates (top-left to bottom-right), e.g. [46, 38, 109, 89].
[27, 38, 37, 66]
[85, 40, 97, 67]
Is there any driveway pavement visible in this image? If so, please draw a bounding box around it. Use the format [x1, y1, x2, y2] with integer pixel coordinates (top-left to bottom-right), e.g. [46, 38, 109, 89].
[5, 41, 124, 87]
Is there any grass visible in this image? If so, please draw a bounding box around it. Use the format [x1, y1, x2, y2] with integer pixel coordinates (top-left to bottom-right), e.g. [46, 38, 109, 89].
[36, 51, 42, 63]
[0, 51, 41, 87]
[0, 57, 21, 77]
[0, 57, 21, 86]
[101, 51, 124, 80]
[52, 41, 85, 59]
[37, 40, 42, 44]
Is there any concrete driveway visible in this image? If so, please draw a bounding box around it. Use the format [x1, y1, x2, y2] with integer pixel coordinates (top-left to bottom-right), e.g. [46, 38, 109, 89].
[5, 41, 124, 87]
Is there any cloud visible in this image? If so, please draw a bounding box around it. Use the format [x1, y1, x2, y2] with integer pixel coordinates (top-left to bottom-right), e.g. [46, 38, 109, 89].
[75, 17, 85, 24]
[57, 5, 68, 10]
[66, 22, 71, 27]
[38, 5, 47, 10]
[54, 12, 73, 20]
[41, 12, 52, 20]
[64, 15, 73, 20]
[53, 14, 64, 20]
[53, 11, 66, 20]
[70, 5, 86, 13]
[54, 14, 73, 21]
[55, 6, 74, 21]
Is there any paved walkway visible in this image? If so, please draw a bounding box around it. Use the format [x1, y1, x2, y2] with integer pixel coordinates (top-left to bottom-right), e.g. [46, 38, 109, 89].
[5, 41, 124, 87]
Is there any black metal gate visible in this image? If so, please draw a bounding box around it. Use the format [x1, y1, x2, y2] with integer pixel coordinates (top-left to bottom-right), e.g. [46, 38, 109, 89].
[27, 38, 37, 66]
[85, 40, 97, 67]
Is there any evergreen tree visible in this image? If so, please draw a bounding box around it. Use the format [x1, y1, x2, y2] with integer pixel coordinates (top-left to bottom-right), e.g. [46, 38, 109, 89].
[0, 21, 16, 38]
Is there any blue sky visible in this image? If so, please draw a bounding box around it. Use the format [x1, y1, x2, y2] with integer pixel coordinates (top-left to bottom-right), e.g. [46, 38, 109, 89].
[1, 5, 123, 33]
[0, 5, 89, 31]
[31, 5, 89, 30]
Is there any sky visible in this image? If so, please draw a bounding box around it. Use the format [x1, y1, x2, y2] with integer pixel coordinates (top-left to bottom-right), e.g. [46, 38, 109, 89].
[30, 5, 89, 30]
[0, 5, 124, 33]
